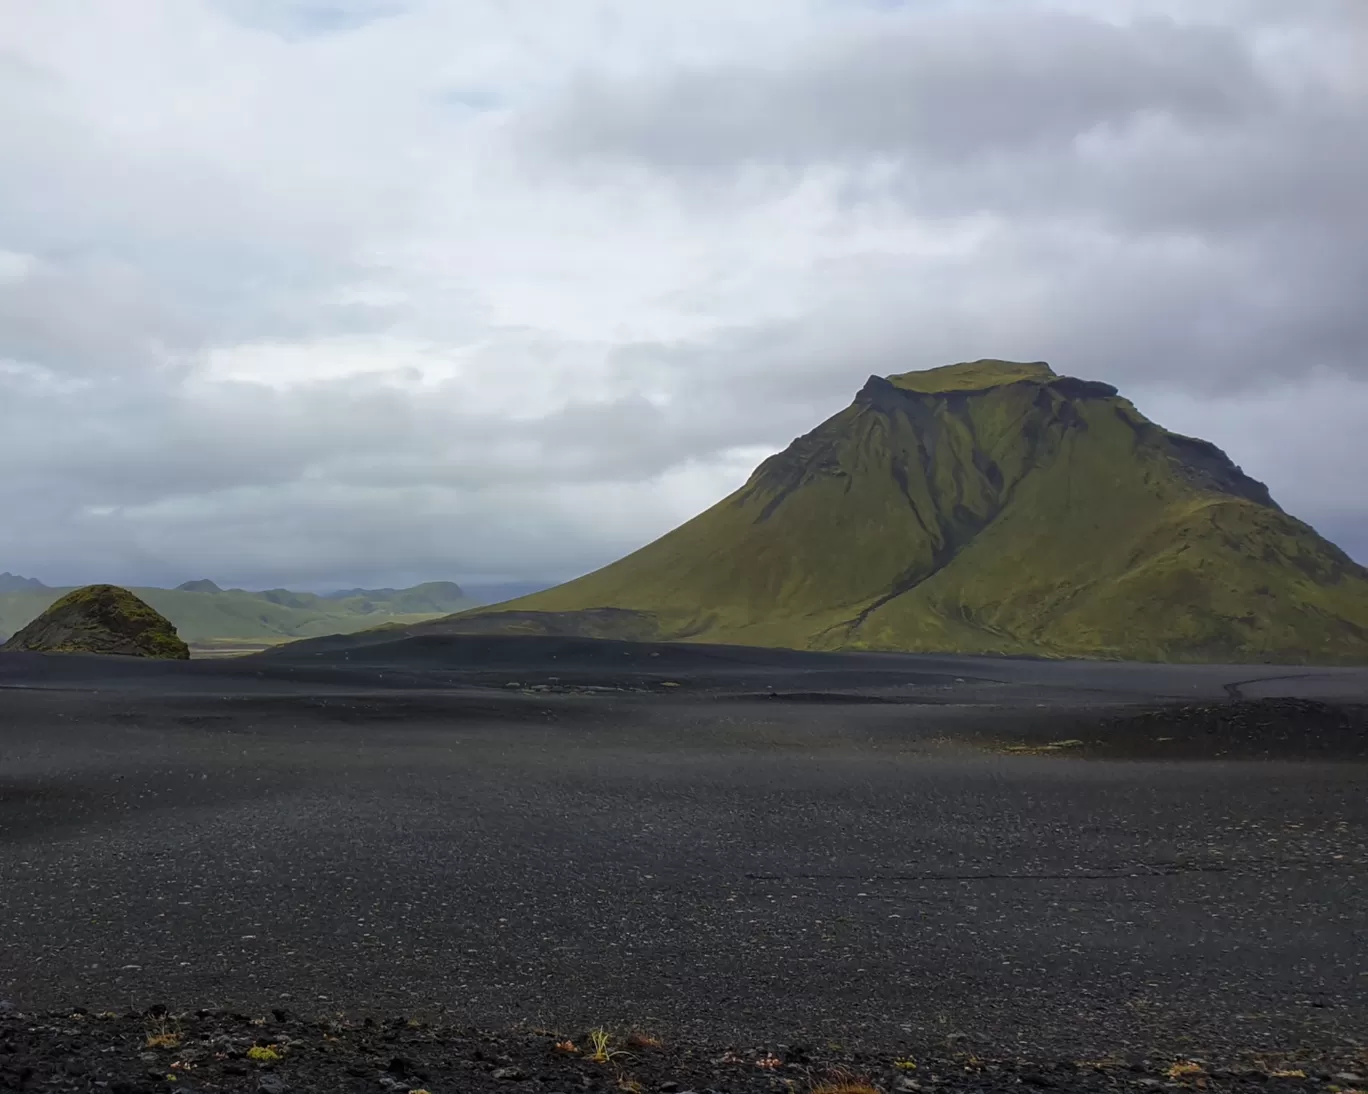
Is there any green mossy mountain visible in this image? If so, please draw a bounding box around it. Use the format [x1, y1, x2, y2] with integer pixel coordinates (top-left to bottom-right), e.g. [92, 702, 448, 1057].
[1, 584, 190, 659]
[443, 359, 1368, 663]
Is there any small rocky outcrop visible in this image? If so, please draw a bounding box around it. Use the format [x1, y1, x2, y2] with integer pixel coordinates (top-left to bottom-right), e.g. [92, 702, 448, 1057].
[1, 584, 190, 659]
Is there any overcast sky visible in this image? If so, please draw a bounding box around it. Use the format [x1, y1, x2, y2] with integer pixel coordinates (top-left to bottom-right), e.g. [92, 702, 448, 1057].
[1, 0, 1365, 591]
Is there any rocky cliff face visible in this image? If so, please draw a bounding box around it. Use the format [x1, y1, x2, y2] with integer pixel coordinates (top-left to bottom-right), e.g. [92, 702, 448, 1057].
[439, 359, 1368, 664]
[1, 584, 190, 659]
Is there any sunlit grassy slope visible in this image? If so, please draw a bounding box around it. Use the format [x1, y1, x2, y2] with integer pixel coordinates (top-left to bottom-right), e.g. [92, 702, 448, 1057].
[442, 360, 1368, 663]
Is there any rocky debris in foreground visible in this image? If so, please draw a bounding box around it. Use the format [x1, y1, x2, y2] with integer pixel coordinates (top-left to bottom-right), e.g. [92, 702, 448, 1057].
[2, 1006, 1366, 1094]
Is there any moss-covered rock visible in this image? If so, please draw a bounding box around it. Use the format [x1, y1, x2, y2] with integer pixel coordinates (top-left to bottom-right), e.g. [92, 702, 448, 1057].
[440, 359, 1368, 664]
[1, 584, 190, 659]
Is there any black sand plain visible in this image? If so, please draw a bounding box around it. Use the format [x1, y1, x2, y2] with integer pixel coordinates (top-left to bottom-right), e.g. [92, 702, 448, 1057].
[3, 634, 1368, 1093]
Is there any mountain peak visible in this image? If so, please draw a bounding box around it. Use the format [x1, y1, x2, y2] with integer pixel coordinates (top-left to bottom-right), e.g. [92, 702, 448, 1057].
[175, 579, 222, 593]
[886, 358, 1057, 394]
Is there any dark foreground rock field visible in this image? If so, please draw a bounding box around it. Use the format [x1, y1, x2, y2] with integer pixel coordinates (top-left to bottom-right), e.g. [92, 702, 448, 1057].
[3, 636, 1367, 1092]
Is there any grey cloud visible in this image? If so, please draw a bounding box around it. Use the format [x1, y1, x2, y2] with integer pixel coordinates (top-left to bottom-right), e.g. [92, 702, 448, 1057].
[0, 363, 756, 517]
[534, 2, 1368, 266]
[0, 40, 427, 374]
[0, 370, 743, 588]
[210, 0, 413, 40]
[0, 257, 199, 373]
[540, 11, 1265, 167]
[536, 4, 1368, 394]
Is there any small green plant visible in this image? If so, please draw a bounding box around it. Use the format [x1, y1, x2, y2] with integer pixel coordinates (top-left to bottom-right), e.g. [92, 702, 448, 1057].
[893, 1058, 918, 1071]
[586, 1028, 630, 1064]
[811, 1083, 879, 1094]
[811, 1065, 880, 1094]
[247, 1045, 282, 1063]
[145, 1018, 181, 1050]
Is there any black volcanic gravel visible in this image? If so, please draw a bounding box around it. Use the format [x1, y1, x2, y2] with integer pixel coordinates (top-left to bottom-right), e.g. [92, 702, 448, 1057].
[3, 638, 1368, 1087]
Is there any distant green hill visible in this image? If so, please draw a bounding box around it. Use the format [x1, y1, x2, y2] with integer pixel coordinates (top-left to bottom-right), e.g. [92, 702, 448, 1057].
[0, 579, 472, 646]
[436, 360, 1368, 664]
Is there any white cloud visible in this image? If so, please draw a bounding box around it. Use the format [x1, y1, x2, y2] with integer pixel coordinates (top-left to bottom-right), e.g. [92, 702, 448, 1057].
[0, 250, 37, 284]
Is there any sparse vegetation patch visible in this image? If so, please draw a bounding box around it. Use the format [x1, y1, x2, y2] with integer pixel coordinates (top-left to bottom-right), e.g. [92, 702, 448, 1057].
[1, 1006, 1362, 1093]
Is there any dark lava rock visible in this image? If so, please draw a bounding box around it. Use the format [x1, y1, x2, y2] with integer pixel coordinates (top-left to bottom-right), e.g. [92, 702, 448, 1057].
[1, 584, 190, 659]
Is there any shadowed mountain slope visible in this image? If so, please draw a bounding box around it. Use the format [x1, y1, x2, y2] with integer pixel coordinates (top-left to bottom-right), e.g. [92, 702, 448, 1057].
[446, 360, 1368, 662]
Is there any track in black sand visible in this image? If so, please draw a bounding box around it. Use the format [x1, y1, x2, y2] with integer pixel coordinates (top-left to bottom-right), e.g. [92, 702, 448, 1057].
[2, 635, 1368, 1089]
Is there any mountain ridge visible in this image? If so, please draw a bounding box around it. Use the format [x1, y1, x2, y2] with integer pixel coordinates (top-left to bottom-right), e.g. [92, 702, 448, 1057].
[431, 359, 1368, 664]
[0, 572, 47, 593]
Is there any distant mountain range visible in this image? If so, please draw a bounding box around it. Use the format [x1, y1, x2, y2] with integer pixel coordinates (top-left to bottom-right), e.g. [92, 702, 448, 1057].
[0, 578, 475, 647]
[433, 360, 1368, 664]
[0, 572, 46, 593]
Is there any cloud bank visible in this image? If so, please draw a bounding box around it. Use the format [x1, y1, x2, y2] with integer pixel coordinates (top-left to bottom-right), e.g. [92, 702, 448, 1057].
[1, 0, 1365, 589]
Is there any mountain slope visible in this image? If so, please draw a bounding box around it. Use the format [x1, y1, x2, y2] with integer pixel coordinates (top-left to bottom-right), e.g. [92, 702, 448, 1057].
[0, 580, 474, 646]
[441, 360, 1368, 663]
